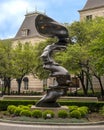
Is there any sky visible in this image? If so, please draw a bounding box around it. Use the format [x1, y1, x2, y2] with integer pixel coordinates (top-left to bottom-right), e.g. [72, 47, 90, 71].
[0, 0, 87, 39]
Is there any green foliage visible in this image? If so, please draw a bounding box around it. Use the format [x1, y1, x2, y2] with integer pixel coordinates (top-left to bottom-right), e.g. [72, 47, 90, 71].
[58, 110, 68, 118]
[77, 108, 87, 117]
[13, 42, 36, 78]
[16, 105, 30, 116]
[1, 100, 104, 113]
[31, 110, 42, 118]
[68, 106, 89, 118]
[0, 40, 14, 78]
[18, 105, 30, 110]
[7, 105, 31, 116]
[0, 40, 41, 94]
[70, 110, 81, 119]
[18, 105, 24, 108]
[27, 104, 32, 108]
[68, 106, 78, 112]
[0, 100, 36, 111]
[14, 107, 23, 116]
[42, 110, 55, 119]
[7, 105, 17, 114]
[66, 18, 104, 96]
[20, 110, 31, 117]
[78, 106, 89, 114]
[59, 101, 104, 112]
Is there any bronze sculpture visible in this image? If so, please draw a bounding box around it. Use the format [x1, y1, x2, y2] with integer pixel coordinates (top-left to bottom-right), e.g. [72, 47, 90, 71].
[35, 14, 71, 107]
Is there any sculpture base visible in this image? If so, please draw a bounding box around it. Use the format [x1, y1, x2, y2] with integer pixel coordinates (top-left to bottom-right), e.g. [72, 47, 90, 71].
[35, 87, 64, 107]
[31, 106, 69, 117]
[35, 101, 60, 107]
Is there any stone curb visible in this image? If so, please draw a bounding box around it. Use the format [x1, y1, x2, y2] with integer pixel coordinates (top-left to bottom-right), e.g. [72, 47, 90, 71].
[0, 118, 104, 126]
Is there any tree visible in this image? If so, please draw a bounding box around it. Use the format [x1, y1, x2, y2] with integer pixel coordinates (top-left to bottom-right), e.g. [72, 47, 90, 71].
[65, 17, 104, 97]
[0, 40, 14, 95]
[12, 42, 36, 94]
[88, 22, 104, 98]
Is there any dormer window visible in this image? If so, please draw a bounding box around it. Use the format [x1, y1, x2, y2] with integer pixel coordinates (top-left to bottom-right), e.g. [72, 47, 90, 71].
[21, 29, 30, 37]
[86, 15, 92, 21]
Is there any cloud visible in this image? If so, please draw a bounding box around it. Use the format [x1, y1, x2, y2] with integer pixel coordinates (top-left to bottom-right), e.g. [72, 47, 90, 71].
[0, 0, 29, 22]
[0, 0, 31, 39]
[0, 0, 87, 39]
[0, 0, 50, 39]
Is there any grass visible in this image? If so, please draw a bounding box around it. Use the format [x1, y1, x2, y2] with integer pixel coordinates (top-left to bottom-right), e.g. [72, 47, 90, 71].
[1, 116, 88, 124]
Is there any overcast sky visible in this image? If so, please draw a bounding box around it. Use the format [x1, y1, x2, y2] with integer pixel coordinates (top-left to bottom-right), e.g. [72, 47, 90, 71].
[0, 0, 87, 39]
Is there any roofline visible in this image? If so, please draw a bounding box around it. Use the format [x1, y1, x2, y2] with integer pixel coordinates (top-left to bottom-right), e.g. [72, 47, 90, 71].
[78, 5, 104, 12]
[1, 38, 14, 41]
[1, 35, 45, 41]
[13, 35, 46, 41]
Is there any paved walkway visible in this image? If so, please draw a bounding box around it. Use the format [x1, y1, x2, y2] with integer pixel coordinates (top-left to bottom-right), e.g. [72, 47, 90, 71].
[0, 122, 104, 130]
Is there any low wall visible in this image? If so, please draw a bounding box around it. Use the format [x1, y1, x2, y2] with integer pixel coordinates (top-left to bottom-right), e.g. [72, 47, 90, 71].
[1, 95, 98, 102]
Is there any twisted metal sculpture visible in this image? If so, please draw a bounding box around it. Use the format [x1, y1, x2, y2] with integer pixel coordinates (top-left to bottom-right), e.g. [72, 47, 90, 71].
[35, 14, 71, 107]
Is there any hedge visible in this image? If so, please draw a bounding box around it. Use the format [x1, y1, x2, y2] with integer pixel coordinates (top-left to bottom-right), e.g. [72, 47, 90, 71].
[0, 100, 36, 111]
[0, 100, 104, 112]
[59, 101, 104, 112]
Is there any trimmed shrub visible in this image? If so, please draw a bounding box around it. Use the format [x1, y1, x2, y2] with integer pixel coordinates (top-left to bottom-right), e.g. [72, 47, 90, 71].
[28, 104, 32, 108]
[69, 106, 78, 112]
[21, 106, 30, 110]
[20, 110, 31, 117]
[7, 105, 17, 114]
[70, 110, 81, 119]
[77, 108, 87, 117]
[31, 110, 42, 118]
[18, 105, 24, 108]
[42, 110, 54, 119]
[58, 110, 68, 118]
[14, 107, 23, 116]
[78, 106, 89, 114]
[18, 105, 30, 110]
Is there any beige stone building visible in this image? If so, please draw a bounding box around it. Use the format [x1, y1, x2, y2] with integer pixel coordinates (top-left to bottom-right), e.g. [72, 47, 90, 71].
[79, 0, 104, 21]
[11, 11, 49, 92]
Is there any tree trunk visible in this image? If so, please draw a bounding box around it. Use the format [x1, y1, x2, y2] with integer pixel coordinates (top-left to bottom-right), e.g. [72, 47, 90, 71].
[16, 78, 23, 95]
[84, 70, 94, 94]
[3, 77, 11, 95]
[88, 75, 94, 94]
[78, 70, 87, 96]
[97, 76, 104, 99]
[7, 77, 11, 95]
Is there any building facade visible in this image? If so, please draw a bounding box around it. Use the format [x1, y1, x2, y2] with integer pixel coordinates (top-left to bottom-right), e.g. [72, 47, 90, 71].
[79, 0, 104, 21]
[11, 11, 50, 92]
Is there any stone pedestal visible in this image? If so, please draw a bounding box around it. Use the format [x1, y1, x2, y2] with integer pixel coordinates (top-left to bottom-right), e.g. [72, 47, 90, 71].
[31, 106, 69, 117]
[35, 87, 66, 107]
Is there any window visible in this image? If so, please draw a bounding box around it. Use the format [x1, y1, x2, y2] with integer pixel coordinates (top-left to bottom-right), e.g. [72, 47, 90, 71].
[23, 77, 29, 90]
[86, 15, 92, 21]
[21, 29, 30, 37]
